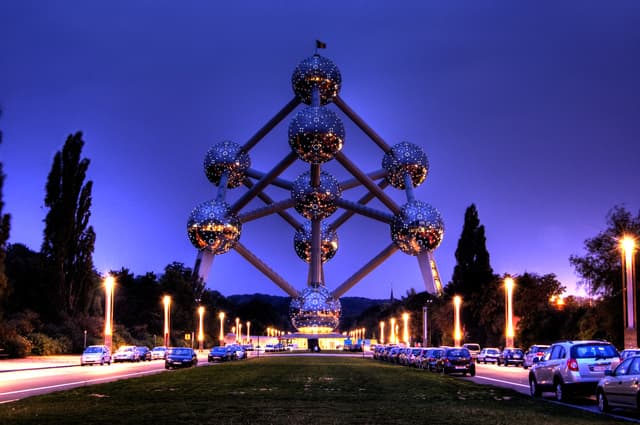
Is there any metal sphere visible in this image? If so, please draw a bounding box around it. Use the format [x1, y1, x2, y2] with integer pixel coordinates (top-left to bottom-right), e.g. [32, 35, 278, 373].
[187, 200, 241, 255]
[291, 171, 342, 220]
[294, 221, 339, 263]
[382, 142, 429, 189]
[292, 54, 341, 105]
[288, 106, 345, 164]
[204, 141, 250, 188]
[391, 201, 444, 255]
[289, 285, 341, 332]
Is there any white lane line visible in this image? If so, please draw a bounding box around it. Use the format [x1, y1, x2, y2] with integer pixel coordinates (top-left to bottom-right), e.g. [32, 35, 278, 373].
[474, 375, 529, 389]
[0, 370, 161, 396]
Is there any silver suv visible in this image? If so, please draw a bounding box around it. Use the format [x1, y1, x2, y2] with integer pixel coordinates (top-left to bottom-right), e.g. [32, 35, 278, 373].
[528, 340, 620, 401]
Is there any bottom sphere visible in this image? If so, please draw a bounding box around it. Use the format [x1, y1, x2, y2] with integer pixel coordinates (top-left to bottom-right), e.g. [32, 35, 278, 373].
[289, 286, 341, 333]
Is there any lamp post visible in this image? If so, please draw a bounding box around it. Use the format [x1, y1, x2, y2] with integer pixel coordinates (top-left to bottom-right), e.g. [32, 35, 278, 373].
[238, 323, 243, 344]
[423, 299, 432, 347]
[402, 313, 409, 345]
[622, 235, 637, 348]
[390, 318, 396, 345]
[246, 321, 251, 345]
[163, 295, 171, 347]
[218, 312, 225, 346]
[379, 321, 385, 344]
[235, 317, 240, 343]
[505, 276, 515, 348]
[104, 275, 115, 351]
[453, 295, 462, 347]
[197, 306, 205, 352]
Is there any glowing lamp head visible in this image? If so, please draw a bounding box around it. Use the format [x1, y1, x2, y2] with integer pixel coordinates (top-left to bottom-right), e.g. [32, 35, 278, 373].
[219, 312, 225, 320]
[163, 295, 171, 307]
[104, 275, 115, 291]
[622, 235, 636, 253]
[453, 295, 461, 307]
[198, 306, 205, 315]
[505, 277, 514, 290]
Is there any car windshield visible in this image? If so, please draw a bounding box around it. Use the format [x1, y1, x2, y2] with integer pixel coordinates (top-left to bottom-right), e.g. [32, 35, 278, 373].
[465, 344, 480, 351]
[169, 348, 191, 355]
[487, 349, 499, 354]
[84, 346, 102, 353]
[571, 344, 618, 359]
[447, 348, 469, 357]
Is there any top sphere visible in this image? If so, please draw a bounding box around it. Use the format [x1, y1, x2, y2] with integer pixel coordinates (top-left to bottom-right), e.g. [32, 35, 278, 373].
[204, 141, 250, 188]
[382, 142, 429, 189]
[292, 54, 341, 105]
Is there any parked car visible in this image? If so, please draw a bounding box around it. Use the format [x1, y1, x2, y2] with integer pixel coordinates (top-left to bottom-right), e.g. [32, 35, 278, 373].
[421, 348, 445, 371]
[229, 344, 247, 360]
[151, 346, 168, 360]
[165, 347, 198, 369]
[136, 346, 152, 361]
[436, 347, 475, 376]
[596, 355, 640, 413]
[208, 345, 236, 362]
[462, 343, 481, 359]
[620, 348, 640, 360]
[499, 348, 524, 366]
[80, 345, 111, 366]
[113, 345, 140, 362]
[528, 340, 621, 401]
[477, 347, 501, 364]
[523, 345, 550, 369]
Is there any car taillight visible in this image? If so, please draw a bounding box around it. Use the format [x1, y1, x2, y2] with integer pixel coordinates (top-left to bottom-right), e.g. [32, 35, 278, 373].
[567, 358, 579, 371]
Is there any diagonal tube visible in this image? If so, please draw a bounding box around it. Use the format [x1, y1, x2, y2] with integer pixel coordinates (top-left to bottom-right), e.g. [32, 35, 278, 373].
[243, 178, 300, 229]
[334, 198, 394, 224]
[340, 169, 387, 191]
[331, 179, 390, 230]
[243, 97, 301, 152]
[238, 198, 297, 223]
[234, 242, 299, 298]
[334, 96, 391, 152]
[246, 168, 293, 190]
[331, 243, 399, 299]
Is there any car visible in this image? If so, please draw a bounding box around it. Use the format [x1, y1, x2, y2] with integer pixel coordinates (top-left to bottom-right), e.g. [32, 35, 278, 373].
[151, 346, 167, 360]
[620, 348, 640, 360]
[477, 347, 501, 364]
[421, 348, 445, 371]
[462, 343, 481, 359]
[523, 345, 550, 369]
[208, 345, 236, 362]
[229, 344, 247, 360]
[436, 347, 475, 376]
[80, 345, 111, 366]
[113, 345, 140, 362]
[165, 347, 198, 369]
[528, 340, 621, 401]
[499, 348, 524, 366]
[596, 354, 640, 413]
[135, 346, 152, 361]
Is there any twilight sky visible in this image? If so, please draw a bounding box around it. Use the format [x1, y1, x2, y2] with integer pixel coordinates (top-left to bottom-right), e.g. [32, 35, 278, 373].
[1, 1, 638, 299]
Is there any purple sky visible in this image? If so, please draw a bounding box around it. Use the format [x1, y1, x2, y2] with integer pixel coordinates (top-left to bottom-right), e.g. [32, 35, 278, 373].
[1, 1, 638, 299]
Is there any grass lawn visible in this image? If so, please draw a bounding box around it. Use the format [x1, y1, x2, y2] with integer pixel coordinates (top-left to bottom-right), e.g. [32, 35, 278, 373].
[0, 356, 630, 425]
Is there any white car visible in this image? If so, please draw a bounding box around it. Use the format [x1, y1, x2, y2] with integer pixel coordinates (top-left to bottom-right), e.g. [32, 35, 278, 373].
[81, 345, 111, 366]
[113, 345, 140, 362]
[151, 346, 167, 360]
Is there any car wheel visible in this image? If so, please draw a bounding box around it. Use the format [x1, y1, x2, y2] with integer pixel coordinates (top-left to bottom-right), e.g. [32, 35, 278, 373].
[529, 376, 541, 397]
[554, 379, 568, 402]
[100, 359, 104, 366]
[497, 360, 501, 366]
[523, 365, 528, 370]
[597, 390, 610, 413]
[165, 364, 171, 370]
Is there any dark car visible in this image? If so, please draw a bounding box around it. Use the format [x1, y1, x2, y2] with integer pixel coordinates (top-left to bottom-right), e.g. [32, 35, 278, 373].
[136, 346, 152, 361]
[421, 348, 445, 371]
[436, 347, 475, 376]
[499, 348, 524, 366]
[165, 347, 198, 369]
[208, 345, 236, 362]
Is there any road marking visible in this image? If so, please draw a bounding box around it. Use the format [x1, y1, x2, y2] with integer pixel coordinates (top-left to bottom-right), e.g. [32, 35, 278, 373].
[0, 370, 161, 397]
[474, 375, 529, 389]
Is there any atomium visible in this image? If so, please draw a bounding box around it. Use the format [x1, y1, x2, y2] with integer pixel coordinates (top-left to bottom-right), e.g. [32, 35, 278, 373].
[187, 48, 445, 334]
[291, 170, 342, 220]
[391, 200, 444, 256]
[204, 141, 250, 188]
[294, 221, 338, 263]
[291, 54, 341, 105]
[187, 200, 241, 255]
[289, 285, 341, 332]
[288, 106, 345, 164]
[382, 141, 429, 189]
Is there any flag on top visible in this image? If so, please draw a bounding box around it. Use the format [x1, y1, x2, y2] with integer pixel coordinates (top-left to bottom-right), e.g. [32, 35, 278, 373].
[316, 40, 327, 49]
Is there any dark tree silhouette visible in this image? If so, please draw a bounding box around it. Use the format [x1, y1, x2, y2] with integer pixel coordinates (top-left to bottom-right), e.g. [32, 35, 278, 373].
[0, 109, 10, 318]
[41, 132, 97, 318]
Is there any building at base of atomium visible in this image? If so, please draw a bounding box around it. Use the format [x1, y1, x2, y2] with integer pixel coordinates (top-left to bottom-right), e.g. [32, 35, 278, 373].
[187, 48, 444, 345]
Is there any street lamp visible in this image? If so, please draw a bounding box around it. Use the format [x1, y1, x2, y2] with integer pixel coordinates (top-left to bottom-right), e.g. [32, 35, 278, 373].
[218, 312, 225, 346]
[104, 275, 115, 351]
[453, 295, 462, 347]
[235, 317, 240, 343]
[621, 235, 637, 348]
[390, 318, 396, 345]
[197, 306, 205, 352]
[505, 276, 515, 348]
[423, 299, 433, 347]
[379, 321, 385, 344]
[246, 321, 251, 344]
[402, 313, 409, 345]
[163, 295, 171, 347]
[238, 323, 243, 344]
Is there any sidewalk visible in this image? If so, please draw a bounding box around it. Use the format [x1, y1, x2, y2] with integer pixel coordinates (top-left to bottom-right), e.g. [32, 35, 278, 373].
[0, 355, 78, 372]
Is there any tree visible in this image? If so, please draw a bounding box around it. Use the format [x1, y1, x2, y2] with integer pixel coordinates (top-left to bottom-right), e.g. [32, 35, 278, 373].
[444, 204, 496, 345]
[0, 109, 10, 318]
[41, 132, 97, 318]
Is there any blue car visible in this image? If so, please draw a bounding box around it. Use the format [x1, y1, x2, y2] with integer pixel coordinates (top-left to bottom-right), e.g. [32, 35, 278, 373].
[165, 347, 198, 369]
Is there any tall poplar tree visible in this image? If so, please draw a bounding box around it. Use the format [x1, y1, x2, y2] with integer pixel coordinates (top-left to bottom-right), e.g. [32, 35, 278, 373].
[0, 110, 10, 317]
[445, 204, 497, 344]
[41, 132, 97, 318]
